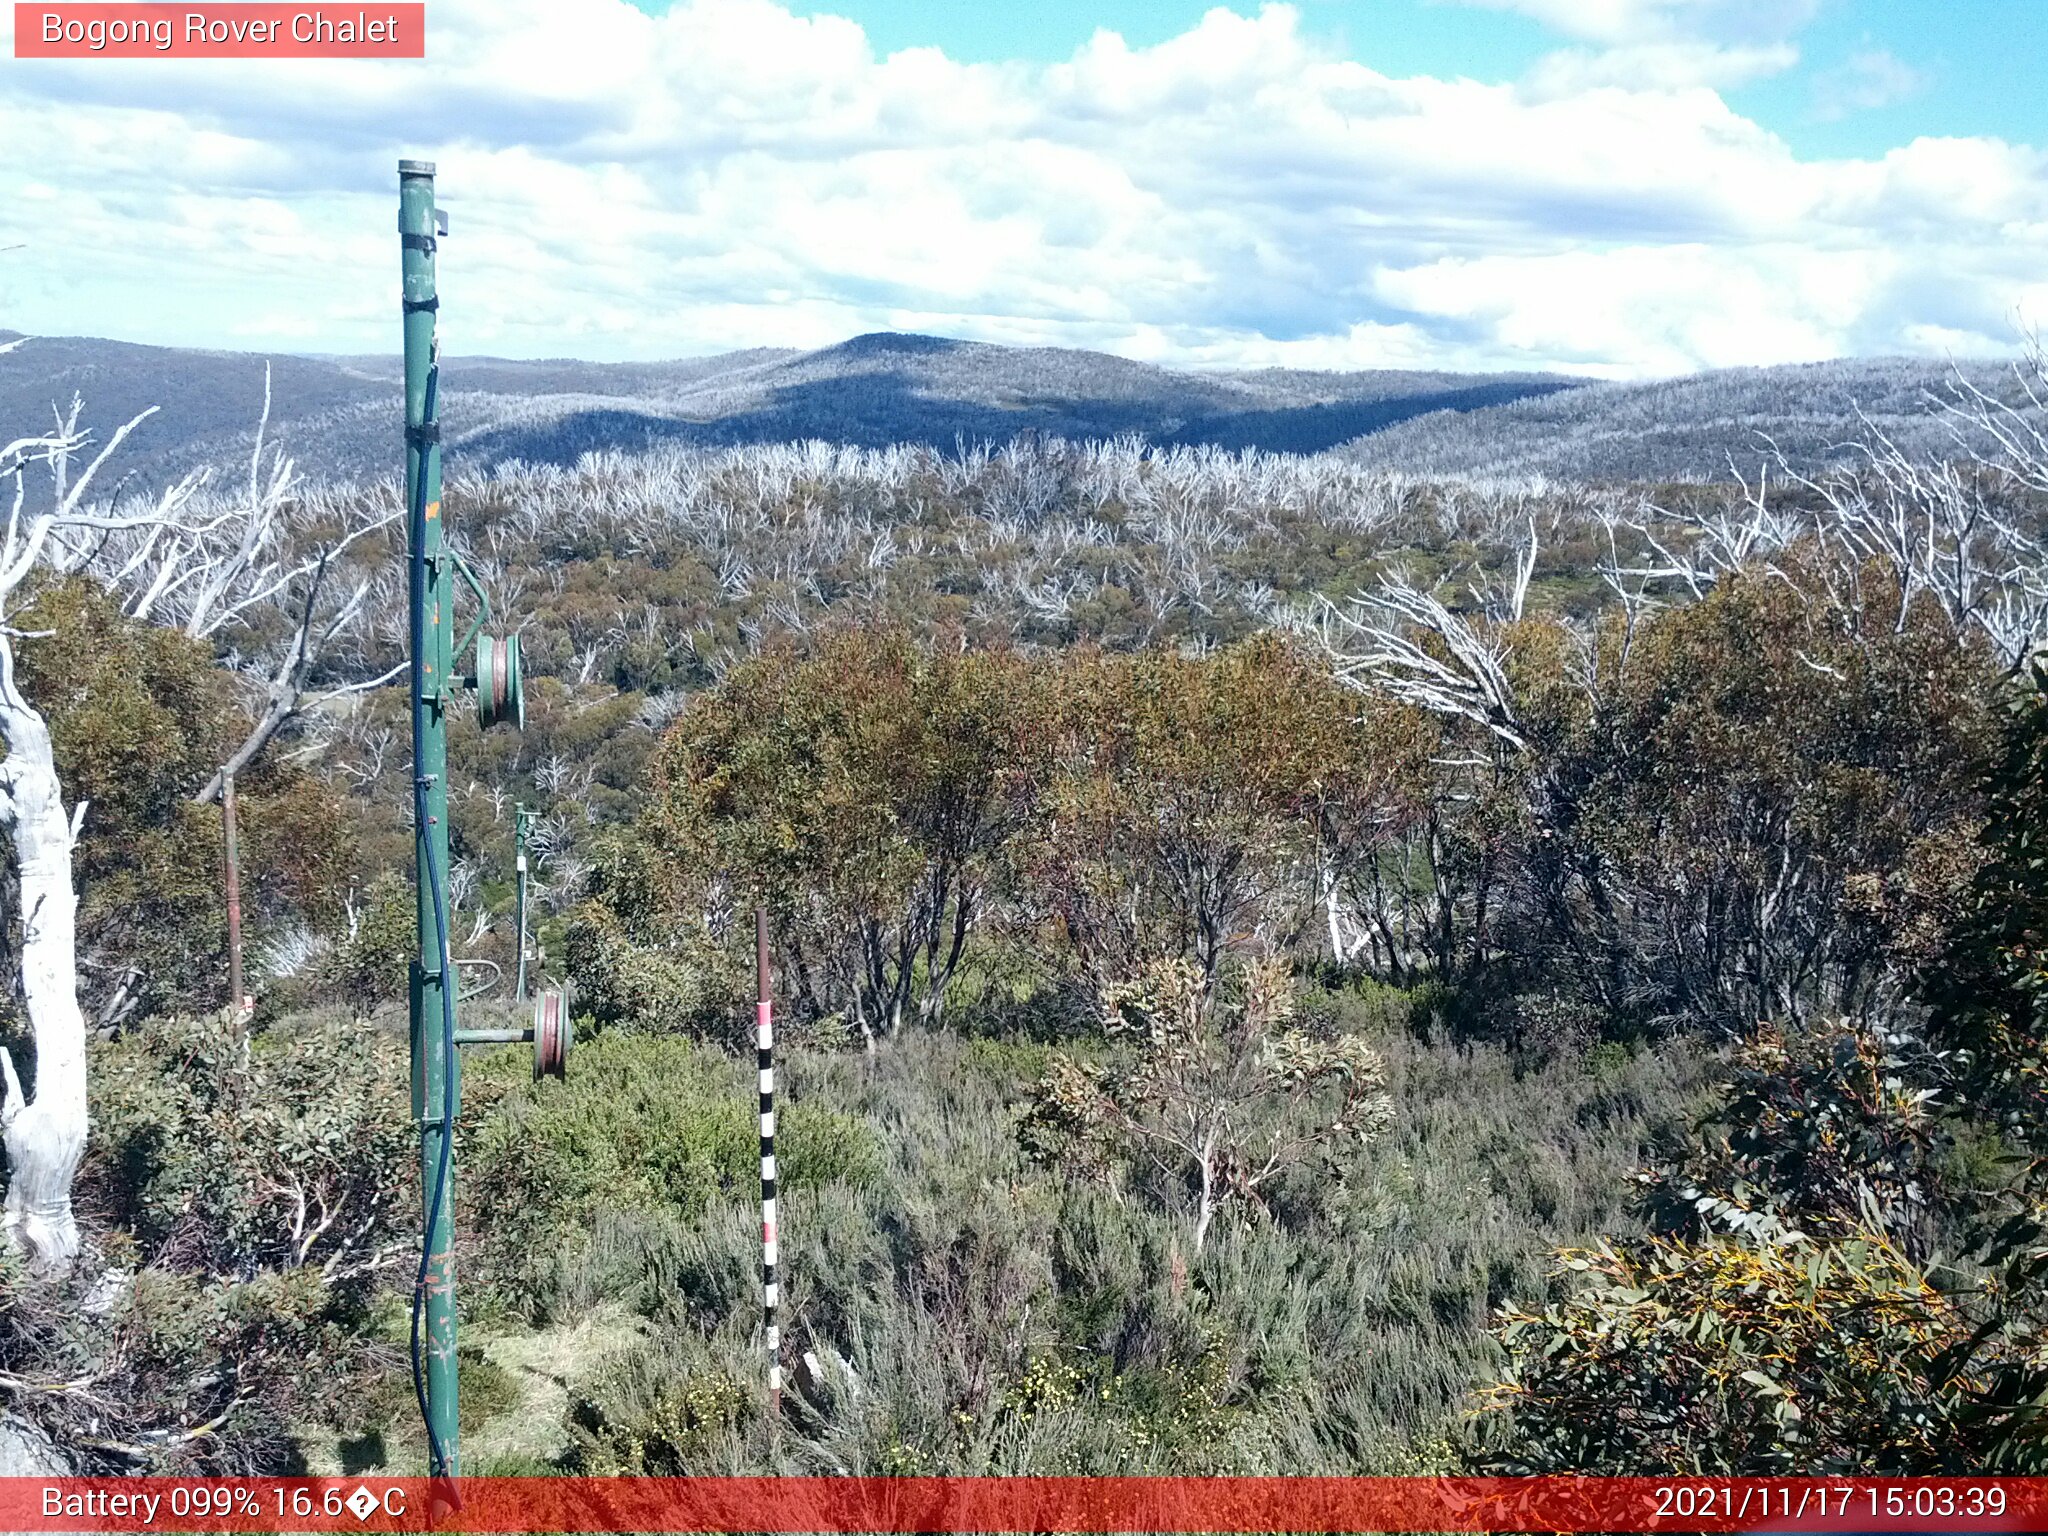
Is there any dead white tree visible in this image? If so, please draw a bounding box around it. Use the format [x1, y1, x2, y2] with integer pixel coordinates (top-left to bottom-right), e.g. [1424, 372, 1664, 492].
[81, 366, 404, 805]
[49, 369, 405, 1029]
[1313, 565, 1527, 753]
[1623, 347, 2048, 664]
[0, 403, 211, 1272]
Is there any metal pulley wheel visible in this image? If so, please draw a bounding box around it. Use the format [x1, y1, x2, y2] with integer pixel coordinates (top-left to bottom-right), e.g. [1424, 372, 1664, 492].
[532, 987, 570, 1080]
[476, 633, 524, 731]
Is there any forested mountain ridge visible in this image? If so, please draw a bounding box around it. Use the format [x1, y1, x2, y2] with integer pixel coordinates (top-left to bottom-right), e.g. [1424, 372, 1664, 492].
[7, 327, 2026, 489]
[0, 329, 1569, 484]
[1338, 355, 2027, 483]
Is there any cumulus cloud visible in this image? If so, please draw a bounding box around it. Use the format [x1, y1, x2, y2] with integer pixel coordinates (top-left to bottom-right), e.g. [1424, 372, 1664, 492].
[0, 0, 2039, 376]
[1374, 243, 1892, 376]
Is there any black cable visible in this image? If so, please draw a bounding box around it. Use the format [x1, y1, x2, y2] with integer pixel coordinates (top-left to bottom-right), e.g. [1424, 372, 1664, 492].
[405, 357, 460, 1489]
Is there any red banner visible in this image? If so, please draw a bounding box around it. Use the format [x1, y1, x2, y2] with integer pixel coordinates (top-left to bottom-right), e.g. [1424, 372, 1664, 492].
[5, 1476, 2044, 1532]
[13, 4, 425, 58]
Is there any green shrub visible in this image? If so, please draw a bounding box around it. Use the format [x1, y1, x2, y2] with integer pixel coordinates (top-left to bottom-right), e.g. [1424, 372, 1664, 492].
[1583, 1040, 1632, 1078]
[569, 1337, 751, 1475]
[9, 1009, 419, 1471]
[1475, 1228, 1996, 1474]
[561, 897, 720, 1039]
[87, 1009, 412, 1284]
[463, 1032, 880, 1316]
[319, 871, 415, 1019]
[1020, 957, 1393, 1252]
[458, 1346, 522, 1435]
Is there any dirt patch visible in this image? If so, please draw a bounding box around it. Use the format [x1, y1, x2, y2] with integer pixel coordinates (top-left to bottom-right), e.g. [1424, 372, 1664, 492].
[296, 1306, 650, 1475]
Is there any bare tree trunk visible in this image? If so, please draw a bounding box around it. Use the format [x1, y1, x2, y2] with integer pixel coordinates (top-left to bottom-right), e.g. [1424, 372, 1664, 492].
[0, 396, 220, 1276]
[0, 652, 86, 1274]
[1320, 856, 1353, 965]
[1192, 1125, 1219, 1255]
[194, 689, 294, 807]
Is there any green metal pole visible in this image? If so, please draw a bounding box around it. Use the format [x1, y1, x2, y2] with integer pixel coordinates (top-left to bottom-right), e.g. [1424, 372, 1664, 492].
[400, 157, 459, 1481]
[514, 804, 531, 1002]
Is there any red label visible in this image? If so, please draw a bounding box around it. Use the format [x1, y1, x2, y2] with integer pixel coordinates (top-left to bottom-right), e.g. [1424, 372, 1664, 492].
[0, 1476, 2041, 1533]
[14, 4, 426, 57]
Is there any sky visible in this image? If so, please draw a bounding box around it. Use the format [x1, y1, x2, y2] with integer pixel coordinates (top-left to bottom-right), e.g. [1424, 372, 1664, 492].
[1, 0, 2044, 378]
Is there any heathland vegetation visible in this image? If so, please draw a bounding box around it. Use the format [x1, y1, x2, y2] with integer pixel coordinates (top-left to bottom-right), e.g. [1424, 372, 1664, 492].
[0, 338, 2046, 1475]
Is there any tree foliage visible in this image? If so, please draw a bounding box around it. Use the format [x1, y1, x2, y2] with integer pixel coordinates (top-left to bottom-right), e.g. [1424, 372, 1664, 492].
[1020, 956, 1391, 1252]
[1478, 660, 2048, 1477]
[652, 625, 1039, 1039]
[1924, 660, 2048, 1153]
[316, 870, 414, 1020]
[1530, 563, 1995, 1033]
[1639, 1019, 1945, 1256]
[7, 577, 350, 1025]
[1478, 1228, 1990, 1474]
[1023, 637, 1418, 984]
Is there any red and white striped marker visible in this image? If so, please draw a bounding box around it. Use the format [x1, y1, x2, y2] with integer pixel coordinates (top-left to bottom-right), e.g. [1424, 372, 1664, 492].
[756, 907, 780, 1420]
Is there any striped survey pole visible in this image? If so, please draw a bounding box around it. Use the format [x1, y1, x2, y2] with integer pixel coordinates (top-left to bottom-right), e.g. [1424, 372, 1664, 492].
[757, 907, 781, 1421]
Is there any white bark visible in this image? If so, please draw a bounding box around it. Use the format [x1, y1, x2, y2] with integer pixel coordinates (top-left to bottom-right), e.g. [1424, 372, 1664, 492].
[0, 390, 211, 1273]
[0, 655, 86, 1272]
[0, 1411, 70, 1475]
[1314, 568, 1527, 752]
[1192, 1123, 1219, 1255]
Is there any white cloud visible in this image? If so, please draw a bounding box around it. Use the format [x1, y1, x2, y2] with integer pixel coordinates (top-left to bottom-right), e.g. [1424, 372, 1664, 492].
[1810, 46, 1929, 121]
[1374, 243, 1892, 376]
[1522, 40, 1798, 94]
[0, 0, 2040, 378]
[1455, 0, 1816, 91]
[1449, 0, 1819, 47]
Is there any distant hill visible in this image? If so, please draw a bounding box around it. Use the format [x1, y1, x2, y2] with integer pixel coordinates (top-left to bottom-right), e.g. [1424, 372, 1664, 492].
[0, 330, 1573, 488]
[0, 330, 2026, 490]
[1334, 357, 2028, 483]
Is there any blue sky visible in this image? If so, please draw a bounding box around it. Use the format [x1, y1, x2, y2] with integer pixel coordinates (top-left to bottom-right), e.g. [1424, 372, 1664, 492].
[2, 0, 2044, 375]
[635, 0, 2048, 158]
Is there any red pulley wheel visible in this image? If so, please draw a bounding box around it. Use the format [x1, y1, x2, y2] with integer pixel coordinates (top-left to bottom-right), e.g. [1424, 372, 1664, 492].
[532, 987, 570, 1080]
[476, 633, 525, 732]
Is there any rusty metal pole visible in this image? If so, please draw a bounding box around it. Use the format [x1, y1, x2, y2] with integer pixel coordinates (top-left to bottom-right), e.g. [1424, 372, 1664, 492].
[222, 772, 244, 1017]
[757, 907, 781, 1426]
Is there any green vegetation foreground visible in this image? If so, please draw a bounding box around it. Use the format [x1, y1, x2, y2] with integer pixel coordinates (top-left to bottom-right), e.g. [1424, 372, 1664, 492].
[6, 367, 2048, 1474]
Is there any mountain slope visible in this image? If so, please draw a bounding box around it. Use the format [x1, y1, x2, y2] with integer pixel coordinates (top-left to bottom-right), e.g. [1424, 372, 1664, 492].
[0, 330, 1572, 486]
[3, 330, 2026, 490]
[1334, 357, 2028, 482]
